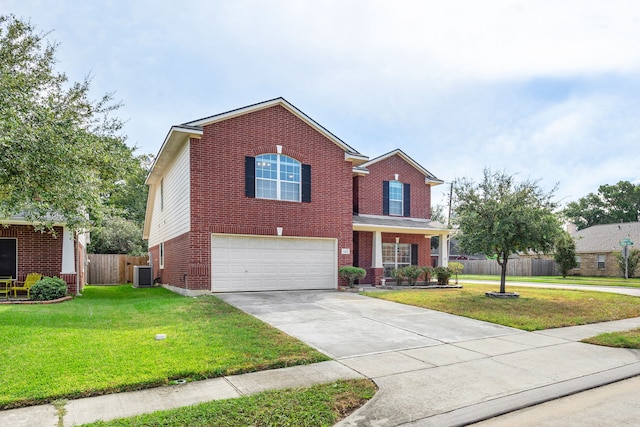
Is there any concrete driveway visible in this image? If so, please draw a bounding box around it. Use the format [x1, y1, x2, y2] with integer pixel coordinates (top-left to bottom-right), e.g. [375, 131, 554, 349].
[218, 290, 640, 426]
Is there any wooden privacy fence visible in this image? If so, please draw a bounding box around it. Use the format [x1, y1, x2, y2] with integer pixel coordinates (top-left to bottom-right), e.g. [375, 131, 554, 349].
[457, 258, 559, 276]
[88, 254, 150, 284]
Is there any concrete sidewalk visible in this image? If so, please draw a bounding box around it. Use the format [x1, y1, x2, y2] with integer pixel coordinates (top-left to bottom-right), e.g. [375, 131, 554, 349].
[0, 361, 364, 427]
[3, 290, 640, 426]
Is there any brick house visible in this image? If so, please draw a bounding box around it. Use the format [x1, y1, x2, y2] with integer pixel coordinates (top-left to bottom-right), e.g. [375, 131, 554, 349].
[143, 98, 450, 295]
[0, 216, 88, 295]
[569, 222, 640, 277]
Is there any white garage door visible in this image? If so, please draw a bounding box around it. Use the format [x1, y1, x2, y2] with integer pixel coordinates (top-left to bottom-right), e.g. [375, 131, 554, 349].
[211, 234, 337, 292]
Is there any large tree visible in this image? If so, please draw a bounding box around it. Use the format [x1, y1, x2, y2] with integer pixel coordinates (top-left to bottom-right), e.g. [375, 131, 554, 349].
[454, 169, 563, 294]
[0, 15, 135, 232]
[563, 181, 640, 230]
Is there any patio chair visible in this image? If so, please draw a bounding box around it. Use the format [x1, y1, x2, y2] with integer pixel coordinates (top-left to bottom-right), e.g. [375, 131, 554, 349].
[11, 273, 42, 298]
[0, 276, 12, 300]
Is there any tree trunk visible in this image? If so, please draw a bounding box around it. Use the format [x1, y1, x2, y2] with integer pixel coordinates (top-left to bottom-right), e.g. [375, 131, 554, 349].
[499, 253, 508, 293]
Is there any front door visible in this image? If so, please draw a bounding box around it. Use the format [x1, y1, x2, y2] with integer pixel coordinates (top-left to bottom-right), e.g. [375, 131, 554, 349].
[0, 238, 17, 278]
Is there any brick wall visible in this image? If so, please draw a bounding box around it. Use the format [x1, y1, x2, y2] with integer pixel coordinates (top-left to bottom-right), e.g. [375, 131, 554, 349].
[571, 252, 623, 277]
[186, 105, 354, 290]
[355, 154, 432, 219]
[0, 225, 63, 280]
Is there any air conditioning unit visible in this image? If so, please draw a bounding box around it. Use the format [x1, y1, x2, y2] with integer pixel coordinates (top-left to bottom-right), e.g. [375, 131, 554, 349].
[133, 266, 153, 288]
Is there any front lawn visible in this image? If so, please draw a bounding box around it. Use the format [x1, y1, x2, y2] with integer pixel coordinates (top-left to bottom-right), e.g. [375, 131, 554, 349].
[81, 379, 376, 427]
[363, 283, 640, 331]
[460, 274, 640, 288]
[0, 286, 329, 409]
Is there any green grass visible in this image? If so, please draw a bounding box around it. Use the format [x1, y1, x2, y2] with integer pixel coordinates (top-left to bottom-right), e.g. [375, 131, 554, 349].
[460, 274, 640, 287]
[363, 283, 640, 331]
[80, 379, 377, 427]
[0, 286, 329, 410]
[582, 328, 640, 349]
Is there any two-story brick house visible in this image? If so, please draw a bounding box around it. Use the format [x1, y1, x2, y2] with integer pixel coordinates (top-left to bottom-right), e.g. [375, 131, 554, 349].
[143, 98, 450, 295]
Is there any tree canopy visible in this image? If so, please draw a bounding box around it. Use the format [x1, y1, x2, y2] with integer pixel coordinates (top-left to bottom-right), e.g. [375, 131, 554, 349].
[454, 169, 562, 294]
[563, 181, 640, 230]
[0, 14, 136, 232]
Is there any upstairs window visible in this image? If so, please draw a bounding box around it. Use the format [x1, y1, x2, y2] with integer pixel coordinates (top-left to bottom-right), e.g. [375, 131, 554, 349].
[383, 180, 411, 217]
[245, 154, 311, 203]
[388, 181, 403, 216]
[256, 154, 300, 201]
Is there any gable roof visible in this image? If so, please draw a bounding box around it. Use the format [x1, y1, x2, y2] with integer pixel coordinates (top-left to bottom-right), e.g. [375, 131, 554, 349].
[360, 149, 444, 186]
[572, 222, 640, 253]
[146, 98, 368, 185]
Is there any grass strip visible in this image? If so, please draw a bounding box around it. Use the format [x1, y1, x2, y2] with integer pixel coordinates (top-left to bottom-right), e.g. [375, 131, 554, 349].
[582, 328, 640, 349]
[364, 283, 640, 331]
[460, 274, 640, 288]
[79, 379, 377, 427]
[0, 286, 329, 409]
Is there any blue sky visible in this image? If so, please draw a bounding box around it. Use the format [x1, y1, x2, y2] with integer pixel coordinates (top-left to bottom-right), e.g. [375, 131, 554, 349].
[4, 1, 640, 207]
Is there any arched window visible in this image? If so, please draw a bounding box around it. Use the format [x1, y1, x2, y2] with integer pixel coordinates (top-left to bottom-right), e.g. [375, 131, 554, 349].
[255, 154, 301, 201]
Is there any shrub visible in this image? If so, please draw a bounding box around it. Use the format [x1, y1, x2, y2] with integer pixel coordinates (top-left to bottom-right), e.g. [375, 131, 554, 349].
[338, 266, 367, 288]
[433, 267, 452, 285]
[421, 266, 434, 283]
[403, 266, 422, 286]
[390, 268, 406, 286]
[30, 276, 67, 301]
[616, 248, 640, 278]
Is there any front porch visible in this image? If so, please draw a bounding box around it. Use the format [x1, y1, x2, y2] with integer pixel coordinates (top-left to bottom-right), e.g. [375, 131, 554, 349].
[353, 214, 451, 286]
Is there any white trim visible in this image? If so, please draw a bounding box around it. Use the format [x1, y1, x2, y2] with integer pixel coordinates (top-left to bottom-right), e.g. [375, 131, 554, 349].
[372, 231, 383, 269]
[159, 242, 165, 269]
[61, 227, 76, 274]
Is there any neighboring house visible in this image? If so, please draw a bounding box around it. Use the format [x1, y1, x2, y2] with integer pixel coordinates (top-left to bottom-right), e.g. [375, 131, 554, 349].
[143, 98, 450, 295]
[0, 216, 88, 294]
[569, 222, 640, 277]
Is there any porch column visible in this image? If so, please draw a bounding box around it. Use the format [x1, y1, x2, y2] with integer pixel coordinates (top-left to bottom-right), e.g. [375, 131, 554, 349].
[438, 232, 449, 267]
[371, 231, 383, 269]
[61, 226, 76, 274]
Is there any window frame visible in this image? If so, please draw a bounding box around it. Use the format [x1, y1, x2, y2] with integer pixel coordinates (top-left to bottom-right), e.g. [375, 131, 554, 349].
[255, 154, 301, 202]
[382, 242, 411, 277]
[575, 255, 581, 269]
[597, 254, 605, 270]
[159, 242, 165, 270]
[388, 181, 404, 216]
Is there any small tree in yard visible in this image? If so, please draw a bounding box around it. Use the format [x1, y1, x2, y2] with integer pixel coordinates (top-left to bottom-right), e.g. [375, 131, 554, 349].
[448, 262, 464, 284]
[454, 169, 563, 295]
[554, 231, 577, 278]
[339, 266, 367, 288]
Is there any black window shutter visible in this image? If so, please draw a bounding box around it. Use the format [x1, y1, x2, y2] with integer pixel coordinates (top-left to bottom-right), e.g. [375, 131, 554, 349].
[411, 244, 418, 265]
[245, 156, 255, 198]
[382, 181, 389, 215]
[403, 183, 411, 217]
[302, 164, 311, 203]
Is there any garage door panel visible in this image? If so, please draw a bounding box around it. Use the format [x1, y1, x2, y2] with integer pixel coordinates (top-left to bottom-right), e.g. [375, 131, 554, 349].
[211, 235, 337, 292]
